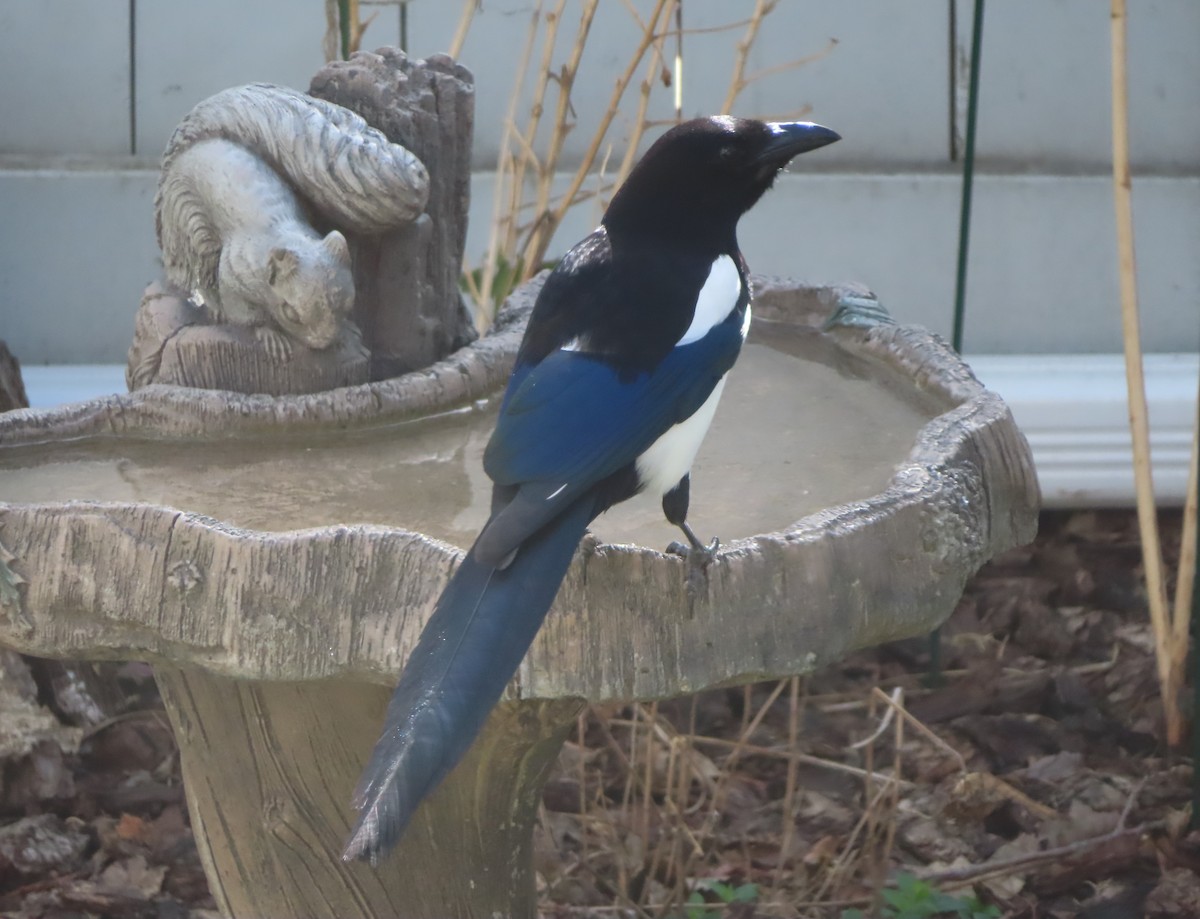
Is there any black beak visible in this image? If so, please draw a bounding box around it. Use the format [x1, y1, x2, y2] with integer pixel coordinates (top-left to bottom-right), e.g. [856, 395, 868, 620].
[756, 121, 841, 165]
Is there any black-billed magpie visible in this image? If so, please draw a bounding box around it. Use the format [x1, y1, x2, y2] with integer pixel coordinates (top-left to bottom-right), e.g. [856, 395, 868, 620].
[344, 116, 840, 863]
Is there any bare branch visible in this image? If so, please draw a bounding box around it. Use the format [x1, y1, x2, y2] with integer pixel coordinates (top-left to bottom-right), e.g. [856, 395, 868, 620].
[918, 819, 1164, 888]
[720, 0, 777, 114]
[448, 0, 478, 59]
[522, 0, 674, 276]
[740, 38, 839, 90]
[522, 0, 603, 273]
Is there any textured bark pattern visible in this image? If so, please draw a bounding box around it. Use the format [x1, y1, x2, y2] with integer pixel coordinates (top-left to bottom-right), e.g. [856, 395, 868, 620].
[156, 667, 579, 919]
[0, 278, 1038, 696]
[127, 282, 372, 394]
[310, 48, 478, 380]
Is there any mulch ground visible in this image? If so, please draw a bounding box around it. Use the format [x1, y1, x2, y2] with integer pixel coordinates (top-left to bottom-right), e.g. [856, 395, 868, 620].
[0, 509, 1194, 918]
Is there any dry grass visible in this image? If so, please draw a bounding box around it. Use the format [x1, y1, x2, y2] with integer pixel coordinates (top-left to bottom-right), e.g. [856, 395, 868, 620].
[537, 679, 946, 918]
[537, 633, 1189, 918]
[457, 2, 835, 329]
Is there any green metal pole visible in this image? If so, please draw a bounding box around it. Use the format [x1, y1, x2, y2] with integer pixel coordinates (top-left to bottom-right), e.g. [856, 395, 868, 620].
[338, 0, 352, 59]
[1191, 395, 1199, 827]
[953, 0, 986, 354]
[931, 0, 986, 685]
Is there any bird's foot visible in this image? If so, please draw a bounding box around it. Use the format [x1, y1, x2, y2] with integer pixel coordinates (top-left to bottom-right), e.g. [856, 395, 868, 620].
[666, 530, 720, 600]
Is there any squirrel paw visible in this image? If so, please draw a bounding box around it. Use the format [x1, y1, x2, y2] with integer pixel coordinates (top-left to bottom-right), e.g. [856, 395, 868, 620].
[255, 326, 294, 363]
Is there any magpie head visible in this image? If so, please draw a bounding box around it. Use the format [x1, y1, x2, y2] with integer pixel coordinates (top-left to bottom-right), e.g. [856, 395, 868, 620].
[604, 116, 840, 246]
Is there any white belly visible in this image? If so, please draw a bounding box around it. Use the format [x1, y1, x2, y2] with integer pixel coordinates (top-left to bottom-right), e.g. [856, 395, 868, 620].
[635, 376, 727, 496]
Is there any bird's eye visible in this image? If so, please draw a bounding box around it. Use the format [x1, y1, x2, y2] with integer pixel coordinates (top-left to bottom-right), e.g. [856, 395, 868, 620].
[279, 302, 301, 324]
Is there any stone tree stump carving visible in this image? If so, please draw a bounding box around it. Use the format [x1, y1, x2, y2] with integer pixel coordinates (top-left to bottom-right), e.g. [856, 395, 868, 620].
[310, 48, 477, 381]
[127, 50, 477, 396]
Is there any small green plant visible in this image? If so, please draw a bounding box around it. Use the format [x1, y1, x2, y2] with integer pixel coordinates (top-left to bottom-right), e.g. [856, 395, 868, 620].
[841, 872, 1000, 919]
[460, 254, 557, 314]
[682, 878, 759, 918]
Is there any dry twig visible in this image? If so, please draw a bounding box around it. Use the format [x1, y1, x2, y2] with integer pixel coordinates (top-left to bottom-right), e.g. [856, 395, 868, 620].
[920, 817, 1162, 889]
[1110, 0, 1185, 746]
[462, 1, 827, 330]
[604, 727, 914, 789]
[920, 776, 1152, 890]
[773, 677, 803, 898]
[448, 0, 478, 60]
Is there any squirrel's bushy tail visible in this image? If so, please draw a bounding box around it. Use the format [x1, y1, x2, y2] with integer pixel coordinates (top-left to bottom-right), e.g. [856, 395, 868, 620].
[155, 83, 429, 248]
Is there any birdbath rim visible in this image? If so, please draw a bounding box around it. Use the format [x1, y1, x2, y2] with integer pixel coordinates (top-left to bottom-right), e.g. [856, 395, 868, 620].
[0, 275, 1040, 701]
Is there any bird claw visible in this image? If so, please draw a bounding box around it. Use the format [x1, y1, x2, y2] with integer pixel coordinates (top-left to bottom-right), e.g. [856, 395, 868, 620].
[665, 540, 689, 558]
[666, 535, 719, 600]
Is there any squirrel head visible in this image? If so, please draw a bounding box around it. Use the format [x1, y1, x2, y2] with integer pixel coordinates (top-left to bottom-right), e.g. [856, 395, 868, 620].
[266, 230, 354, 350]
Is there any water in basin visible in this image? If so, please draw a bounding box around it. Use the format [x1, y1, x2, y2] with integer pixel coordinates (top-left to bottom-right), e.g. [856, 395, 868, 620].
[0, 323, 945, 549]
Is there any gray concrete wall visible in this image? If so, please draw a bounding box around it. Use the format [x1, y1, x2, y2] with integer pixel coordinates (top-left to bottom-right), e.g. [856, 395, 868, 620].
[2, 0, 1197, 363]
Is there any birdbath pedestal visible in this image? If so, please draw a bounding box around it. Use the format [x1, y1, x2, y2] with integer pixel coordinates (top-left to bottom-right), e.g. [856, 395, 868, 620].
[0, 278, 1038, 919]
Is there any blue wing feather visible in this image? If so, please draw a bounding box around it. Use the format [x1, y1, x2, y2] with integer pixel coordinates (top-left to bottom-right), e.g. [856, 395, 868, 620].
[486, 316, 744, 488]
[344, 493, 595, 862]
[471, 315, 745, 568]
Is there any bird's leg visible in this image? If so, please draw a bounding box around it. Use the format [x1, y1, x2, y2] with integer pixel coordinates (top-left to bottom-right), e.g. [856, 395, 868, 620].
[671, 520, 720, 562]
[662, 476, 719, 597]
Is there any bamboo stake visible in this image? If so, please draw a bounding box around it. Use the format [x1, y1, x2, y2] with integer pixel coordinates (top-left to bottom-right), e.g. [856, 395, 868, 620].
[1173, 379, 1198, 650]
[1110, 0, 1180, 744]
[1176, 384, 1198, 816]
[448, 0, 477, 60]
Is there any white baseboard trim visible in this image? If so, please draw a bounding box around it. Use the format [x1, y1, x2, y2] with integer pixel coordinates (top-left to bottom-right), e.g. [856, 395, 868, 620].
[17, 356, 1200, 509]
[966, 353, 1198, 508]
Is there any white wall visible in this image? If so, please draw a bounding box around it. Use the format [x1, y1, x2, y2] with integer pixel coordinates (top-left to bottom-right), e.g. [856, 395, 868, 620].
[1, 0, 1197, 363]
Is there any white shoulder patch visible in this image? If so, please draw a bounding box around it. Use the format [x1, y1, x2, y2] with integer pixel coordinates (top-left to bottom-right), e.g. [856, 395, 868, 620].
[678, 255, 742, 346]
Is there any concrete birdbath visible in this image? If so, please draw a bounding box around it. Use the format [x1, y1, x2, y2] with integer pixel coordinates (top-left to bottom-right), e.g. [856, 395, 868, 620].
[0, 275, 1038, 918]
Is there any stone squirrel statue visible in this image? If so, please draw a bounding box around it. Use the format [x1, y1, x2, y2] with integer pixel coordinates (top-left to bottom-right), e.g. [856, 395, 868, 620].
[155, 83, 430, 357]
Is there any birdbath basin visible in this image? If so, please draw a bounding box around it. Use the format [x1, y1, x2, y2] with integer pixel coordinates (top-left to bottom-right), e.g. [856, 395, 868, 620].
[0, 277, 1038, 919]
